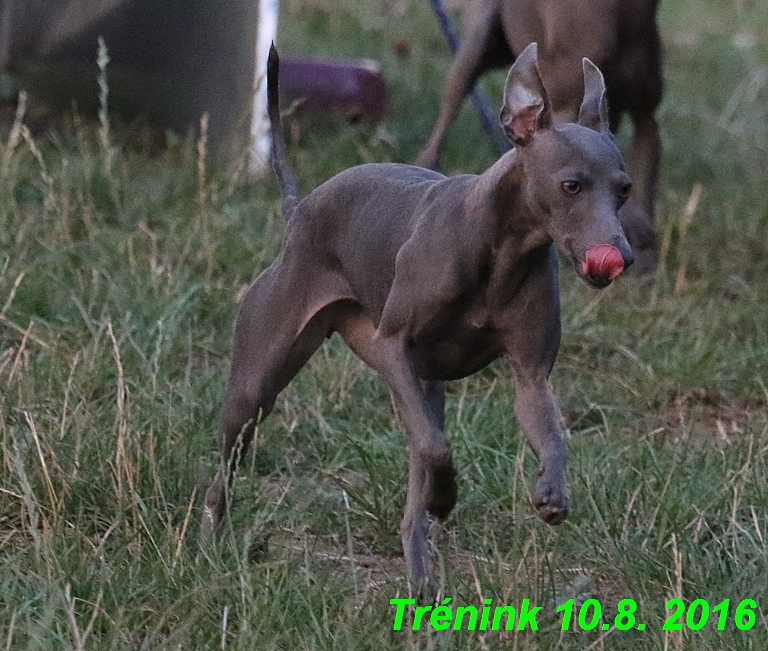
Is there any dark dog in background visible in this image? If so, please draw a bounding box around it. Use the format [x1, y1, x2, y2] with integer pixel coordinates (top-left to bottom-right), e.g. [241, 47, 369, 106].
[417, 0, 662, 271]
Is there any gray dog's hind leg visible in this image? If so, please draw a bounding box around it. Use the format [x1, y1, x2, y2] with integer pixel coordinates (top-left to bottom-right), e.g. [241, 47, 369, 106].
[200, 266, 332, 540]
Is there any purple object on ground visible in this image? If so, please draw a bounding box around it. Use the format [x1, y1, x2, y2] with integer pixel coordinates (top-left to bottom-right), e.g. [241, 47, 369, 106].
[279, 55, 388, 123]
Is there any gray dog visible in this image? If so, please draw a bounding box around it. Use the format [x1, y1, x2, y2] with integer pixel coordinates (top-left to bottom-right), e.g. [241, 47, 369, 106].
[201, 43, 633, 589]
[417, 0, 662, 271]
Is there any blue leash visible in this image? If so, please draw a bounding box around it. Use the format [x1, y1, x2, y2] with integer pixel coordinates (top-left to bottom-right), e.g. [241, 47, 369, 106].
[427, 0, 510, 154]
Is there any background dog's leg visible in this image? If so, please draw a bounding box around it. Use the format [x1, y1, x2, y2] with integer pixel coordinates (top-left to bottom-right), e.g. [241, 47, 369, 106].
[416, 1, 509, 169]
[621, 108, 662, 272]
[200, 267, 333, 540]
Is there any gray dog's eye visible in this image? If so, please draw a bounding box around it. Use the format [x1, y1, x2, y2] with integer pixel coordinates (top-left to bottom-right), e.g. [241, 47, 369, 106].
[561, 181, 581, 195]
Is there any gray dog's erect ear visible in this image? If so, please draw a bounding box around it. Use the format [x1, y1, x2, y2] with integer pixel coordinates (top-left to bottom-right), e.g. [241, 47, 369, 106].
[500, 43, 553, 147]
[578, 58, 610, 133]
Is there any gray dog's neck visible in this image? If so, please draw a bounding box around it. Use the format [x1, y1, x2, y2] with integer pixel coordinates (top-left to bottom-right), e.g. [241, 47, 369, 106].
[468, 149, 552, 261]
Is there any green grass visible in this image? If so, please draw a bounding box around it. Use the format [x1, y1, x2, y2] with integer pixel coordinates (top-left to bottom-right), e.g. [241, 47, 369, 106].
[2, 0, 768, 648]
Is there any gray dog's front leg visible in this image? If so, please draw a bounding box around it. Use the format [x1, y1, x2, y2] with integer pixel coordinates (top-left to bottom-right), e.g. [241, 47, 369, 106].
[385, 357, 456, 587]
[399, 379, 447, 594]
[400, 451, 433, 593]
[338, 319, 456, 588]
[380, 355, 456, 516]
[382, 355, 455, 587]
[512, 375, 569, 524]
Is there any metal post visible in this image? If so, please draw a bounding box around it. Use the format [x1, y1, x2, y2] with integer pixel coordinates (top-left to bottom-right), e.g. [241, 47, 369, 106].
[250, 0, 280, 175]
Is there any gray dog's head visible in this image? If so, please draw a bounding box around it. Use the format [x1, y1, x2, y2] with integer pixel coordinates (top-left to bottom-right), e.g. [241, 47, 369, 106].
[500, 43, 634, 288]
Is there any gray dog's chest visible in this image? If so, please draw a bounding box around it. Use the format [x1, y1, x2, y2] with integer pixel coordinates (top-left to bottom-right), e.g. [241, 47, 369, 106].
[391, 268, 543, 380]
[409, 319, 504, 381]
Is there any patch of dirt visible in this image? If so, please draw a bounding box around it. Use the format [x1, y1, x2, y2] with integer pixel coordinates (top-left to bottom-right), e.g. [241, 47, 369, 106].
[267, 528, 408, 593]
[660, 387, 764, 443]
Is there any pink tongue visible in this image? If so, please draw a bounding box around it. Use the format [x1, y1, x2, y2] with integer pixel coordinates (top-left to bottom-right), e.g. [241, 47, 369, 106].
[582, 244, 624, 280]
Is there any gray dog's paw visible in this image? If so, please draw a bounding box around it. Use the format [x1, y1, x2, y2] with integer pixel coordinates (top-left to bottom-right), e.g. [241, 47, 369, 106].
[533, 478, 569, 525]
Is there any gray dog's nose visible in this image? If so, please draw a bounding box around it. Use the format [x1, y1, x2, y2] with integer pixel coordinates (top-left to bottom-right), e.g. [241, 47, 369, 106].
[612, 235, 634, 270]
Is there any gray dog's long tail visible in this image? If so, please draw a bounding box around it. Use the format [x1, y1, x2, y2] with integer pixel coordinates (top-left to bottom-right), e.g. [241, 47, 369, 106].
[267, 44, 299, 219]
